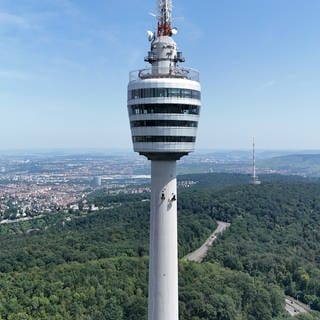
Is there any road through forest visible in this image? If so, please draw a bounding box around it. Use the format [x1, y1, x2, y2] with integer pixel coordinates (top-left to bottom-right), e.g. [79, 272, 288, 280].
[185, 221, 230, 263]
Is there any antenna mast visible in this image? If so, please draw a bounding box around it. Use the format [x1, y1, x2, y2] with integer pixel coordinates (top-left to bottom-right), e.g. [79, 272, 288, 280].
[251, 137, 261, 185]
[157, 0, 173, 36]
[253, 137, 256, 179]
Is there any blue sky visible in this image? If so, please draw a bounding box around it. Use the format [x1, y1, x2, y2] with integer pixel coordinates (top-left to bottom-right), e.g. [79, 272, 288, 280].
[0, 0, 319, 150]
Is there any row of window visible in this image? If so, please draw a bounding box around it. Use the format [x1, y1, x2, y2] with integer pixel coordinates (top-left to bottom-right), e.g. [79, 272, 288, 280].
[129, 104, 200, 115]
[131, 120, 198, 128]
[128, 88, 201, 100]
[132, 136, 196, 143]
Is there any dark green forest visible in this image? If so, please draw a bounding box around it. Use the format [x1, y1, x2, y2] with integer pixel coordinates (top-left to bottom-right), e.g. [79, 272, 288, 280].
[0, 173, 320, 319]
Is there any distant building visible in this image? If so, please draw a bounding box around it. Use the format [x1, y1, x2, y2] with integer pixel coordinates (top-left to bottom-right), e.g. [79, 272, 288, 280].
[93, 176, 102, 186]
[69, 204, 79, 211]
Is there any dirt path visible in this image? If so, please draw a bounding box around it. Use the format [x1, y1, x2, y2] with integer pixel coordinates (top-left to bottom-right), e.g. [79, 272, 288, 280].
[185, 221, 230, 263]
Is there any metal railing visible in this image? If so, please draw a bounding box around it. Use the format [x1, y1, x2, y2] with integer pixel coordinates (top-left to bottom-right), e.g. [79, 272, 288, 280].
[129, 67, 200, 82]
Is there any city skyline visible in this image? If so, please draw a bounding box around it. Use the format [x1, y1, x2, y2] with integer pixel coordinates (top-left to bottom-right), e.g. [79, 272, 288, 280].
[1, 0, 319, 150]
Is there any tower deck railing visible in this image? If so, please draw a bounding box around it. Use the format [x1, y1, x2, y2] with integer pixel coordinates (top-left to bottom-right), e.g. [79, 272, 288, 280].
[129, 67, 200, 82]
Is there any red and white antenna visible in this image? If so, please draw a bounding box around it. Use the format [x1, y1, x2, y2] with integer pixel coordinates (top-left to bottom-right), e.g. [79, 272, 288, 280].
[252, 137, 261, 185]
[157, 0, 173, 36]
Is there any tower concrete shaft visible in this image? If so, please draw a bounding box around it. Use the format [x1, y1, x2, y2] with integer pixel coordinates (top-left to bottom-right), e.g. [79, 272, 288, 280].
[149, 161, 178, 320]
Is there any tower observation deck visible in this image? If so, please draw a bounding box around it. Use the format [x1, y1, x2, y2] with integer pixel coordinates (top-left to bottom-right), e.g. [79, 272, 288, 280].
[127, 1, 201, 320]
[128, 0, 201, 161]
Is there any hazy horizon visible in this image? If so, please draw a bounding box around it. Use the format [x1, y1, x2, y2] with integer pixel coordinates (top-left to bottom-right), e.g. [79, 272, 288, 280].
[1, 147, 320, 155]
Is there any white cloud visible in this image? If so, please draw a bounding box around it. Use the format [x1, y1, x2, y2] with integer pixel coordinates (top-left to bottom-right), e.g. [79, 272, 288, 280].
[52, 57, 86, 71]
[48, 0, 79, 16]
[0, 0, 79, 30]
[0, 12, 30, 28]
[260, 80, 276, 89]
[0, 70, 31, 80]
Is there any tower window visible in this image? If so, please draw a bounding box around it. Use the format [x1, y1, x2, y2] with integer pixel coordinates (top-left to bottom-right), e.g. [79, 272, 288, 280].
[131, 120, 198, 128]
[129, 88, 201, 100]
[129, 104, 200, 115]
[132, 136, 196, 143]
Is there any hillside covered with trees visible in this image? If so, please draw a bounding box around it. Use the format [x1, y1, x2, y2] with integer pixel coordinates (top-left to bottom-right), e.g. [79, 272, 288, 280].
[0, 173, 320, 319]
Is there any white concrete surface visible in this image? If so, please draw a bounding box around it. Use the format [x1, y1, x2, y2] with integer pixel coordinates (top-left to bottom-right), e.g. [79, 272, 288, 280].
[148, 160, 178, 320]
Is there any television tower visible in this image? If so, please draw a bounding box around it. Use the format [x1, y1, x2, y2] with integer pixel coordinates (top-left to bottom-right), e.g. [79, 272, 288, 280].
[127, 0, 201, 319]
[251, 138, 261, 185]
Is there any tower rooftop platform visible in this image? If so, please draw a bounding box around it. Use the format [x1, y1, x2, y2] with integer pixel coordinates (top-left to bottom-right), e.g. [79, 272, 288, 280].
[129, 67, 200, 82]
